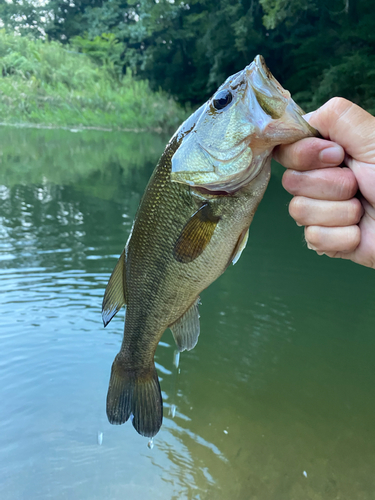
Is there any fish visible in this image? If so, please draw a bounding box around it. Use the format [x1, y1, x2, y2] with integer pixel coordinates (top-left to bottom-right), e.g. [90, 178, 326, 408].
[102, 55, 318, 437]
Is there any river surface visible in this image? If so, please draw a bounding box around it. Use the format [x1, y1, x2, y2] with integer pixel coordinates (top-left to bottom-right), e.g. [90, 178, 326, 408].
[0, 127, 375, 500]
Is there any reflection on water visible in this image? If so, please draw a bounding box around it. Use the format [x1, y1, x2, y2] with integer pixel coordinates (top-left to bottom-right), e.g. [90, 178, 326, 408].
[1, 127, 375, 499]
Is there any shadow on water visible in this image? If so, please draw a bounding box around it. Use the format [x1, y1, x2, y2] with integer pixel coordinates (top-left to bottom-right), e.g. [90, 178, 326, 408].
[1, 127, 375, 499]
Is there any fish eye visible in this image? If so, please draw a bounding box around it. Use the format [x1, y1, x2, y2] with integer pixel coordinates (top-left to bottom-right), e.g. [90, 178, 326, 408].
[213, 90, 233, 110]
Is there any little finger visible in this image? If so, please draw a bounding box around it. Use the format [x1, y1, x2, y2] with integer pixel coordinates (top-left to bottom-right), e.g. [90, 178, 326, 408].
[305, 225, 361, 253]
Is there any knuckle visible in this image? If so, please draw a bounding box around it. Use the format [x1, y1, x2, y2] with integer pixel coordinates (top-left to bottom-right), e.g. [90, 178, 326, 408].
[289, 196, 305, 221]
[305, 225, 320, 246]
[338, 170, 357, 199]
[291, 138, 322, 169]
[348, 198, 363, 224]
[328, 96, 346, 108]
[282, 170, 300, 194]
[328, 97, 351, 115]
[336, 226, 361, 253]
[292, 141, 307, 166]
[347, 226, 361, 251]
[274, 144, 294, 168]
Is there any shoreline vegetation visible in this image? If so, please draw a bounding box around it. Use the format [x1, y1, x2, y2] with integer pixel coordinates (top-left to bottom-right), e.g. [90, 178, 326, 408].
[0, 0, 374, 132]
[0, 32, 188, 132]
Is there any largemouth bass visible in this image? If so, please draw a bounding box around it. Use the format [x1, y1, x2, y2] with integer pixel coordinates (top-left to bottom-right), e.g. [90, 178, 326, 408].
[102, 55, 317, 437]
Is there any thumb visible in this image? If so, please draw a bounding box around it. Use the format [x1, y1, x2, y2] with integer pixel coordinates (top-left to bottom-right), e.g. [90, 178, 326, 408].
[307, 98, 375, 164]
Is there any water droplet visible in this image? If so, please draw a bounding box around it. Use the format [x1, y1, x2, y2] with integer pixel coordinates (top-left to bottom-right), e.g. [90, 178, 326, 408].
[223, 430, 228, 435]
[173, 350, 180, 368]
[97, 431, 103, 446]
[303, 471, 307, 478]
[147, 438, 154, 450]
[169, 404, 176, 418]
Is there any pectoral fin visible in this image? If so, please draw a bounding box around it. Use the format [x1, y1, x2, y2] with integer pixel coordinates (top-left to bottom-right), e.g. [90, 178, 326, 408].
[231, 228, 249, 265]
[102, 249, 127, 327]
[170, 298, 201, 352]
[174, 203, 220, 263]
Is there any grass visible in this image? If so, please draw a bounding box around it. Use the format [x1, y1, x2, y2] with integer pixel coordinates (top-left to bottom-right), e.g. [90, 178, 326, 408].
[0, 31, 188, 131]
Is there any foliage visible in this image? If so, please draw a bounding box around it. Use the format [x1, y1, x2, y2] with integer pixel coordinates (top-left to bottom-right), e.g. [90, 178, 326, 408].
[1, 0, 375, 114]
[41, 0, 375, 113]
[0, 0, 49, 37]
[264, 0, 375, 114]
[259, 0, 317, 29]
[53, 0, 270, 104]
[0, 31, 187, 130]
[70, 33, 123, 75]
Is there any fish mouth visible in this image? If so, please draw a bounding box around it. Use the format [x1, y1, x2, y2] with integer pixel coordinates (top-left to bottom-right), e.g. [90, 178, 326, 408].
[249, 55, 320, 140]
[246, 55, 290, 102]
[254, 55, 287, 96]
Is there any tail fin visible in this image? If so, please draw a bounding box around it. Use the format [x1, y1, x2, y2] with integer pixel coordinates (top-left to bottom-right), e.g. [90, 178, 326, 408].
[106, 354, 163, 438]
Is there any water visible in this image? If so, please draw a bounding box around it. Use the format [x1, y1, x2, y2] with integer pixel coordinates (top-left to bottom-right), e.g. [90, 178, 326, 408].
[1, 127, 375, 500]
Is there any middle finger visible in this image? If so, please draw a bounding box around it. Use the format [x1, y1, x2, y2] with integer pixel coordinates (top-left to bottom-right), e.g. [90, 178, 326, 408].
[282, 167, 358, 200]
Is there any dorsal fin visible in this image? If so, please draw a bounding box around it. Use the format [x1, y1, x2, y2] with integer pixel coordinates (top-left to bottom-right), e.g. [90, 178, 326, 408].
[173, 203, 220, 263]
[169, 298, 201, 352]
[102, 249, 127, 327]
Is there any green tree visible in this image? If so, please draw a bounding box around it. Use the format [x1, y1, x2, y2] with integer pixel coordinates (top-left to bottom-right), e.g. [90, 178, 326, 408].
[2, 0, 375, 112]
[0, 0, 47, 36]
[259, 0, 375, 112]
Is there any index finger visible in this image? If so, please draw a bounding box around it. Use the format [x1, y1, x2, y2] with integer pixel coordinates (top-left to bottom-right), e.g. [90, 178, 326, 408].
[273, 137, 345, 171]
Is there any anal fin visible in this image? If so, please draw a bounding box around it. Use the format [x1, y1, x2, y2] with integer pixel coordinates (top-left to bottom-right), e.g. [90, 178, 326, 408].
[170, 298, 200, 352]
[102, 249, 127, 327]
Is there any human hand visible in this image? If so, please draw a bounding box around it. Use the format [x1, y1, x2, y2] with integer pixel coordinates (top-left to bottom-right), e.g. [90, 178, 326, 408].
[273, 97, 375, 269]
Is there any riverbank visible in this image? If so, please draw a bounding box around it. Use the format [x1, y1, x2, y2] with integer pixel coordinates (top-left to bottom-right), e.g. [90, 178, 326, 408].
[0, 121, 164, 133]
[0, 33, 188, 132]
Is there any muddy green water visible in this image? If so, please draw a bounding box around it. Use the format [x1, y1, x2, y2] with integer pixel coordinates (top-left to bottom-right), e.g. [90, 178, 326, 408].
[0, 127, 375, 500]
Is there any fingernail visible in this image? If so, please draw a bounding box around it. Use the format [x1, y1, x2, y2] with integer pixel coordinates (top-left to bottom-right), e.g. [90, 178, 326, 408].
[319, 145, 344, 165]
[296, 222, 302, 227]
[306, 242, 318, 251]
[302, 112, 314, 122]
